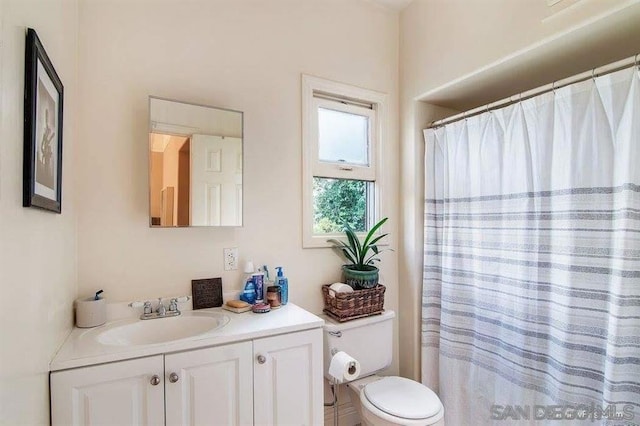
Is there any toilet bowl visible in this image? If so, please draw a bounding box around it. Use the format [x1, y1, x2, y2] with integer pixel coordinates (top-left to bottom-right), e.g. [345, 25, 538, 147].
[347, 375, 444, 426]
[322, 311, 445, 426]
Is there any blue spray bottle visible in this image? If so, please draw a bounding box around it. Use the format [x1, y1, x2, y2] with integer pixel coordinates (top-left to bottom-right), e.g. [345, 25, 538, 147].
[275, 267, 288, 305]
[239, 260, 256, 304]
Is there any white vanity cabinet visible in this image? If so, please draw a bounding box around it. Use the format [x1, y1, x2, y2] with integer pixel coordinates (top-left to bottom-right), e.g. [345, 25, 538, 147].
[50, 355, 165, 425]
[253, 329, 323, 426]
[51, 328, 323, 426]
[165, 341, 254, 426]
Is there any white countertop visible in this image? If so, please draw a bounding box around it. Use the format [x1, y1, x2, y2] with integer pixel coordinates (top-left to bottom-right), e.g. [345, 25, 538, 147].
[51, 303, 323, 372]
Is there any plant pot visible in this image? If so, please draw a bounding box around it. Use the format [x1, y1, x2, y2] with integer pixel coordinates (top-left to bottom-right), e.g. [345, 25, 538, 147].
[342, 265, 379, 290]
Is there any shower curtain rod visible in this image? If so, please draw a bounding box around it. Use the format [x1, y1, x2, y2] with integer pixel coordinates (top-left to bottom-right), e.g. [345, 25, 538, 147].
[427, 53, 640, 130]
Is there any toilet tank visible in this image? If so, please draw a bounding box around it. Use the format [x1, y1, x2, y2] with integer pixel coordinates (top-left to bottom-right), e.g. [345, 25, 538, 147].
[321, 310, 395, 381]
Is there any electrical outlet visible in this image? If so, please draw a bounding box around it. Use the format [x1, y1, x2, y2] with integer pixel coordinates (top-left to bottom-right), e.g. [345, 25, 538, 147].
[224, 248, 238, 271]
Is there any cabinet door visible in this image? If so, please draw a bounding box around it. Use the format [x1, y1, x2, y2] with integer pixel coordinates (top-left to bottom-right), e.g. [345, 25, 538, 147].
[50, 355, 164, 426]
[165, 341, 253, 426]
[253, 328, 323, 426]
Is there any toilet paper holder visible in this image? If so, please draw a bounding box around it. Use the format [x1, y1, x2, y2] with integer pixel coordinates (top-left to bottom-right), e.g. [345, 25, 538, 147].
[327, 350, 360, 426]
[329, 349, 359, 379]
[330, 347, 357, 371]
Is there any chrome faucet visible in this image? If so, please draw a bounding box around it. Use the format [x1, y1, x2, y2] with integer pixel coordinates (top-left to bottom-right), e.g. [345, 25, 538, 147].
[131, 296, 189, 320]
[156, 298, 167, 316]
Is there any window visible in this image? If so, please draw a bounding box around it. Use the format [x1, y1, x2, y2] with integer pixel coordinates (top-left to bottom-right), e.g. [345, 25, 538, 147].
[302, 75, 387, 248]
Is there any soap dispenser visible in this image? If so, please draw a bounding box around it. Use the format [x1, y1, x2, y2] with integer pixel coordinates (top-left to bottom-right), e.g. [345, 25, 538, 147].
[275, 267, 288, 305]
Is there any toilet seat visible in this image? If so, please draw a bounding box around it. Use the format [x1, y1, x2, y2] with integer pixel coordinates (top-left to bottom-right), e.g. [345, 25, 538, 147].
[360, 376, 444, 425]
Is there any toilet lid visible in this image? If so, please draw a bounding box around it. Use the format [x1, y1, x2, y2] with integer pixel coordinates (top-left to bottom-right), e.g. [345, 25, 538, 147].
[363, 376, 442, 420]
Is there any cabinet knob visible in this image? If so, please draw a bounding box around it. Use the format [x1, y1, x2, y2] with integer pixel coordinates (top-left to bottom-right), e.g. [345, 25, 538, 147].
[169, 372, 180, 383]
[257, 354, 267, 364]
[150, 375, 161, 386]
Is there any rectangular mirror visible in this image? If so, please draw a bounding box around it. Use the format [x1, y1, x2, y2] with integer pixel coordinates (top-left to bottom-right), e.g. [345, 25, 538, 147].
[148, 97, 243, 227]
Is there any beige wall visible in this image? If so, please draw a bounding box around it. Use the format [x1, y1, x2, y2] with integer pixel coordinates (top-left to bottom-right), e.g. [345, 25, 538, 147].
[402, 0, 639, 102]
[398, 0, 640, 381]
[0, 0, 78, 424]
[76, 0, 400, 369]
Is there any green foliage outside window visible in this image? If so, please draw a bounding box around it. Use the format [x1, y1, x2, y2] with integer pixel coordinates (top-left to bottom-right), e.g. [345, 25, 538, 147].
[313, 178, 367, 233]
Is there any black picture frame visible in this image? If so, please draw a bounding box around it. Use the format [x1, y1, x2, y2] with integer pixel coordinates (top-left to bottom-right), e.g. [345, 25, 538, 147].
[23, 28, 64, 213]
[191, 278, 223, 309]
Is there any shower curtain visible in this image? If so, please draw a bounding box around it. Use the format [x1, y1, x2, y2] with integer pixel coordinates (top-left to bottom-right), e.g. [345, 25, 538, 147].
[422, 66, 640, 425]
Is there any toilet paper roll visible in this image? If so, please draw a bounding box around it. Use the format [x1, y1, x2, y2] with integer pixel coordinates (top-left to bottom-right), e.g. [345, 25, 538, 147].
[328, 282, 354, 297]
[328, 351, 360, 384]
[75, 297, 107, 328]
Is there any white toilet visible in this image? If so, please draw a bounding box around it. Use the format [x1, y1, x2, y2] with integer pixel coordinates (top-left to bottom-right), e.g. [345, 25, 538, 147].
[322, 311, 444, 426]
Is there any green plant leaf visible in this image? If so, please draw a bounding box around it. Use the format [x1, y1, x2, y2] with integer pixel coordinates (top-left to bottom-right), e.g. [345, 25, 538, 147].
[365, 248, 393, 264]
[361, 217, 388, 249]
[344, 224, 363, 266]
[327, 238, 347, 247]
[340, 247, 357, 264]
[327, 238, 357, 264]
[327, 217, 391, 270]
[367, 233, 388, 248]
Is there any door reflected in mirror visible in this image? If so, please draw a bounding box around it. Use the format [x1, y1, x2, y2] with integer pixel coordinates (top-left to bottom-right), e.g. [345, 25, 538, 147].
[149, 97, 243, 227]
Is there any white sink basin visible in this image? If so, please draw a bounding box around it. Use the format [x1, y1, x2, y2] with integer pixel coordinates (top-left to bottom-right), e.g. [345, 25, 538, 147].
[93, 311, 230, 346]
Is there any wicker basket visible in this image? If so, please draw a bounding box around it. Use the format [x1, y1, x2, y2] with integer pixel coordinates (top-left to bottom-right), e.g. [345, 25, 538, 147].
[321, 284, 386, 322]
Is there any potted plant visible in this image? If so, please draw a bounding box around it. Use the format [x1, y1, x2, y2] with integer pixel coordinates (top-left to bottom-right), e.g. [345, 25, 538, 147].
[328, 217, 389, 289]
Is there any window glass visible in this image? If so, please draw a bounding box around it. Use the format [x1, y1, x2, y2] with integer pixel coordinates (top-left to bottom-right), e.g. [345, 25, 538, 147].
[313, 177, 371, 234]
[318, 108, 369, 166]
[302, 75, 385, 247]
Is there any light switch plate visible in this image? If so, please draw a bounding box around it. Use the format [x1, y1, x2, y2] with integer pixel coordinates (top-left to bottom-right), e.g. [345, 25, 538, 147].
[224, 248, 238, 271]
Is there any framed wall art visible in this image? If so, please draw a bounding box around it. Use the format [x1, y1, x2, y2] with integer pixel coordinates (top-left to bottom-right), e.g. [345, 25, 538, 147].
[23, 28, 64, 213]
[191, 277, 223, 309]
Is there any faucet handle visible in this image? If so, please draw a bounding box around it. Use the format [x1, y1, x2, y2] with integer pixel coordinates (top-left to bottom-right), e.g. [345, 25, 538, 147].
[169, 298, 179, 312]
[130, 300, 153, 315]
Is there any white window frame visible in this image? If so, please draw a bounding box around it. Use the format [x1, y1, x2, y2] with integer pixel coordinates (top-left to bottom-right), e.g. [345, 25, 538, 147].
[302, 74, 388, 248]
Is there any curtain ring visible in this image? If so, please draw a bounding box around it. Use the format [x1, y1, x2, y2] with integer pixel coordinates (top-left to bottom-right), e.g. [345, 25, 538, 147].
[551, 81, 556, 94]
[592, 68, 597, 81]
[635, 53, 640, 69]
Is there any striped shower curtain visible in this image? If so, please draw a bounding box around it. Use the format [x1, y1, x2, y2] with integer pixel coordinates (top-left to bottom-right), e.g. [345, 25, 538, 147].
[422, 66, 640, 425]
